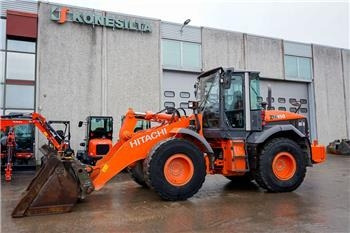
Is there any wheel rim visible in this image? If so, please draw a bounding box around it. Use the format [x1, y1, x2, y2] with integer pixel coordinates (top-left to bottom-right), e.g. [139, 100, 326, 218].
[164, 154, 194, 186]
[272, 152, 297, 181]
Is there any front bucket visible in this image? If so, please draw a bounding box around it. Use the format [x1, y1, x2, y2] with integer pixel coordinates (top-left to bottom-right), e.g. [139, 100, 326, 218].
[12, 146, 80, 217]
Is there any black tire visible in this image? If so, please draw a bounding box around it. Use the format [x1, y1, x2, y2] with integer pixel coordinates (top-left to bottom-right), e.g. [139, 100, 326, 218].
[225, 173, 252, 183]
[253, 138, 306, 192]
[144, 138, 206, 201]
[128, 160, 148, 188]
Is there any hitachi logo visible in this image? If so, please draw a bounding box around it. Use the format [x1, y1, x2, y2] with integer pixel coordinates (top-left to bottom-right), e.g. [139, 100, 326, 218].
[129, 128, 167, 148]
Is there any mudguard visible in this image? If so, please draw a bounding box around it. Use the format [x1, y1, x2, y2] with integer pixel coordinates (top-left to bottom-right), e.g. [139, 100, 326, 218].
[247, 124, 306, 144]
[170, 128, 214, 155]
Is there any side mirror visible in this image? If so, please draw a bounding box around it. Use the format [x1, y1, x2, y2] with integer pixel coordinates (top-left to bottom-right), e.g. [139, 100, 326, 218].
[80, 142, 85, 147]
[78, 121, 83, 127]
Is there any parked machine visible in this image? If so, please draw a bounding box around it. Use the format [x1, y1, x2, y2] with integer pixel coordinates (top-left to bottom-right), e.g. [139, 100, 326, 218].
[0, 114, 72, 182]
[2, 67, 326, 218]
[76, 116, 113, 165]
[0, 124, 35, 163]
[1, 124, 35, 169]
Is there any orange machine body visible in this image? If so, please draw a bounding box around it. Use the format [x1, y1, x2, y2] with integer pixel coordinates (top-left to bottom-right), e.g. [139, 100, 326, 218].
[264, 110, 305, 123]
[0, 113, 67, 152]
[89, 108, 326, 190]
[264, 110, 326, 164]
[90, 109, 194, 190]
[87, 138, 112, 158]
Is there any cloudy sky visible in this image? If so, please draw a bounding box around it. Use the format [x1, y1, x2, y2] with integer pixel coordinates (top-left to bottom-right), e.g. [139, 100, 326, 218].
[45, 0, 349, 48]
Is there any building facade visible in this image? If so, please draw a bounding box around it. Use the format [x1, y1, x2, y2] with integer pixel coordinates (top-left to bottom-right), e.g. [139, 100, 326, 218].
[0, 1, 349, 162]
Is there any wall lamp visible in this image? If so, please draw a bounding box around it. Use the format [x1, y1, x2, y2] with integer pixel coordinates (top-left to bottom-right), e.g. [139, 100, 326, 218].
[180, 19, 191, 33]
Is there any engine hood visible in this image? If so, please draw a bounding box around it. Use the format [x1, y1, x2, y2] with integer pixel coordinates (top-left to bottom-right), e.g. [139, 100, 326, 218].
[264, 110, 305, 123]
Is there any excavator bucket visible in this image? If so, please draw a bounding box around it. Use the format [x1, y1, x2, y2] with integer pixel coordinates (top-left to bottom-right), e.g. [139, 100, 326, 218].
[12, 145, 92, 217]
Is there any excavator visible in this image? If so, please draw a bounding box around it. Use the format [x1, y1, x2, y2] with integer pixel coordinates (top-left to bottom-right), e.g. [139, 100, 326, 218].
[0, 67, 326, 217]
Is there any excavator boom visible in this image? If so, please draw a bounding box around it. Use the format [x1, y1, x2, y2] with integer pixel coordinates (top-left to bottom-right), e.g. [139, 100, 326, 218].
[1, 113, 65, 151]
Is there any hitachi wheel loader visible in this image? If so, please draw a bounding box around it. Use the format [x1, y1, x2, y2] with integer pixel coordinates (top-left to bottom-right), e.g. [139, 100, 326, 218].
[1, 67, 326, 217]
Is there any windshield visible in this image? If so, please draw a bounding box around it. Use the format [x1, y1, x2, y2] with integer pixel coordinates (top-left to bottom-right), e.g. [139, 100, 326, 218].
[14, 125, 34, 139]
[197, 73, 220, 128]
[90, 118, 113, 133]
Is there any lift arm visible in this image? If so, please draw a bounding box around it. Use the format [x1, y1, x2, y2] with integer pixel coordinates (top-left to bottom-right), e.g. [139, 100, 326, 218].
[0, 112, 66, 151]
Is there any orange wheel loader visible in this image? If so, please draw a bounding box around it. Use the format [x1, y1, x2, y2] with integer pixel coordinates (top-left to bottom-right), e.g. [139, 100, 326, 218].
[2, 67, 326, 218]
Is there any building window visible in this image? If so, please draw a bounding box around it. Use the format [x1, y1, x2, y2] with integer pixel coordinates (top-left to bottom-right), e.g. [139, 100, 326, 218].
[300, 108, 308, 113]
[164, 102, 175, 108]
[5, 84, 35, 109]
[266, 97, 274, 103]
[290, 107, 297, 112]
[6, 52, 35, 80]
[1, 38, 36, 115]
[284, 55, 312, 81]
[0, 51, 4, 82]
[164, 91, 175, 97]
[7, 40, 36, 53]
[182, 42, 201, 69]
[289, 98, 296, 104]
[180, 92, 190, 98]
[180, 102, 189, 109]
[300, 99, 307, 104]
[162, 39, 201, 71]
[278, 97, 286, 103]
[0, 19, 5, 50]
[162, 40, 181, 68]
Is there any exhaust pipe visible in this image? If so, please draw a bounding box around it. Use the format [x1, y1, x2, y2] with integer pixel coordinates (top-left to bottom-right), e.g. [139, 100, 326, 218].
[267, 85, 272, 110]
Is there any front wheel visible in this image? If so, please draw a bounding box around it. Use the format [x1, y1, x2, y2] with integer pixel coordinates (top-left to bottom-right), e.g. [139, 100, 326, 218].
[144, 138, 206, 201]
[254, 138, 307, 192]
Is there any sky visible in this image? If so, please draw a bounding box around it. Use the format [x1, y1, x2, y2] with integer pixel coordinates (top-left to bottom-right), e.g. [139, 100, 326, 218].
[44, 0, 349, 49]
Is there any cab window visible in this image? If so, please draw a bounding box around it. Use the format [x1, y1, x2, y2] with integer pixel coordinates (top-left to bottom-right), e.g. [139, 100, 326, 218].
[224, 74, 244, 128]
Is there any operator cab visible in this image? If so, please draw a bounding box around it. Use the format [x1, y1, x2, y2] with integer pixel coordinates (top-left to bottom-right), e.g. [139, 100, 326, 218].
[195, 67, 262, 139]
[85, 116, 113, 140]
[77, 116, 113, 165]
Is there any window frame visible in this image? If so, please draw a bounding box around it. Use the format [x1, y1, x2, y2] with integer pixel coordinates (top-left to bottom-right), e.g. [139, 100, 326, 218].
[164, 91, 175, 98]
[1, 35, 37, 115]
[162, 39, 202, 71]
[179, 91, 190, 98]
[284, 54, 313, 82]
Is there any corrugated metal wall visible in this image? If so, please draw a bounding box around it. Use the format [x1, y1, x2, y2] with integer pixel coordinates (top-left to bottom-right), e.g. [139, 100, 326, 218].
[161, 22, 201, 43]
[0, 0, 38, 17]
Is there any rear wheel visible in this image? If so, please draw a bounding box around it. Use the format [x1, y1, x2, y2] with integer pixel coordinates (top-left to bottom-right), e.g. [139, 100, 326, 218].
[144, 138, 206, 201]
[254, 138, 306, 192]
[128, 160, 148, 188]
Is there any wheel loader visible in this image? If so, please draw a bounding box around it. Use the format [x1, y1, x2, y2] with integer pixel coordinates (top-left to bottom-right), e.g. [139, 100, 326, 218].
[0, 67, 326, 217]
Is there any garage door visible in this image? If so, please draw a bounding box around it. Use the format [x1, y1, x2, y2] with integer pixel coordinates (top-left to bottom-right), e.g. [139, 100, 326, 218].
[162, 73, 310, 122]
[260, 80, 309, 118]
[162, 71, 198, 113]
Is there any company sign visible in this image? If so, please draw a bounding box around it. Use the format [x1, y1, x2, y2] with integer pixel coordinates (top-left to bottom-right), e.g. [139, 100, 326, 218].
[50, 7, 152, 33]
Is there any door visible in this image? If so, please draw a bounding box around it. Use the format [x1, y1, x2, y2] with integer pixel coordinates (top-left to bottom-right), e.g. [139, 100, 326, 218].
[162, 71, 198, 114]
[260, 80, 309, 118]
